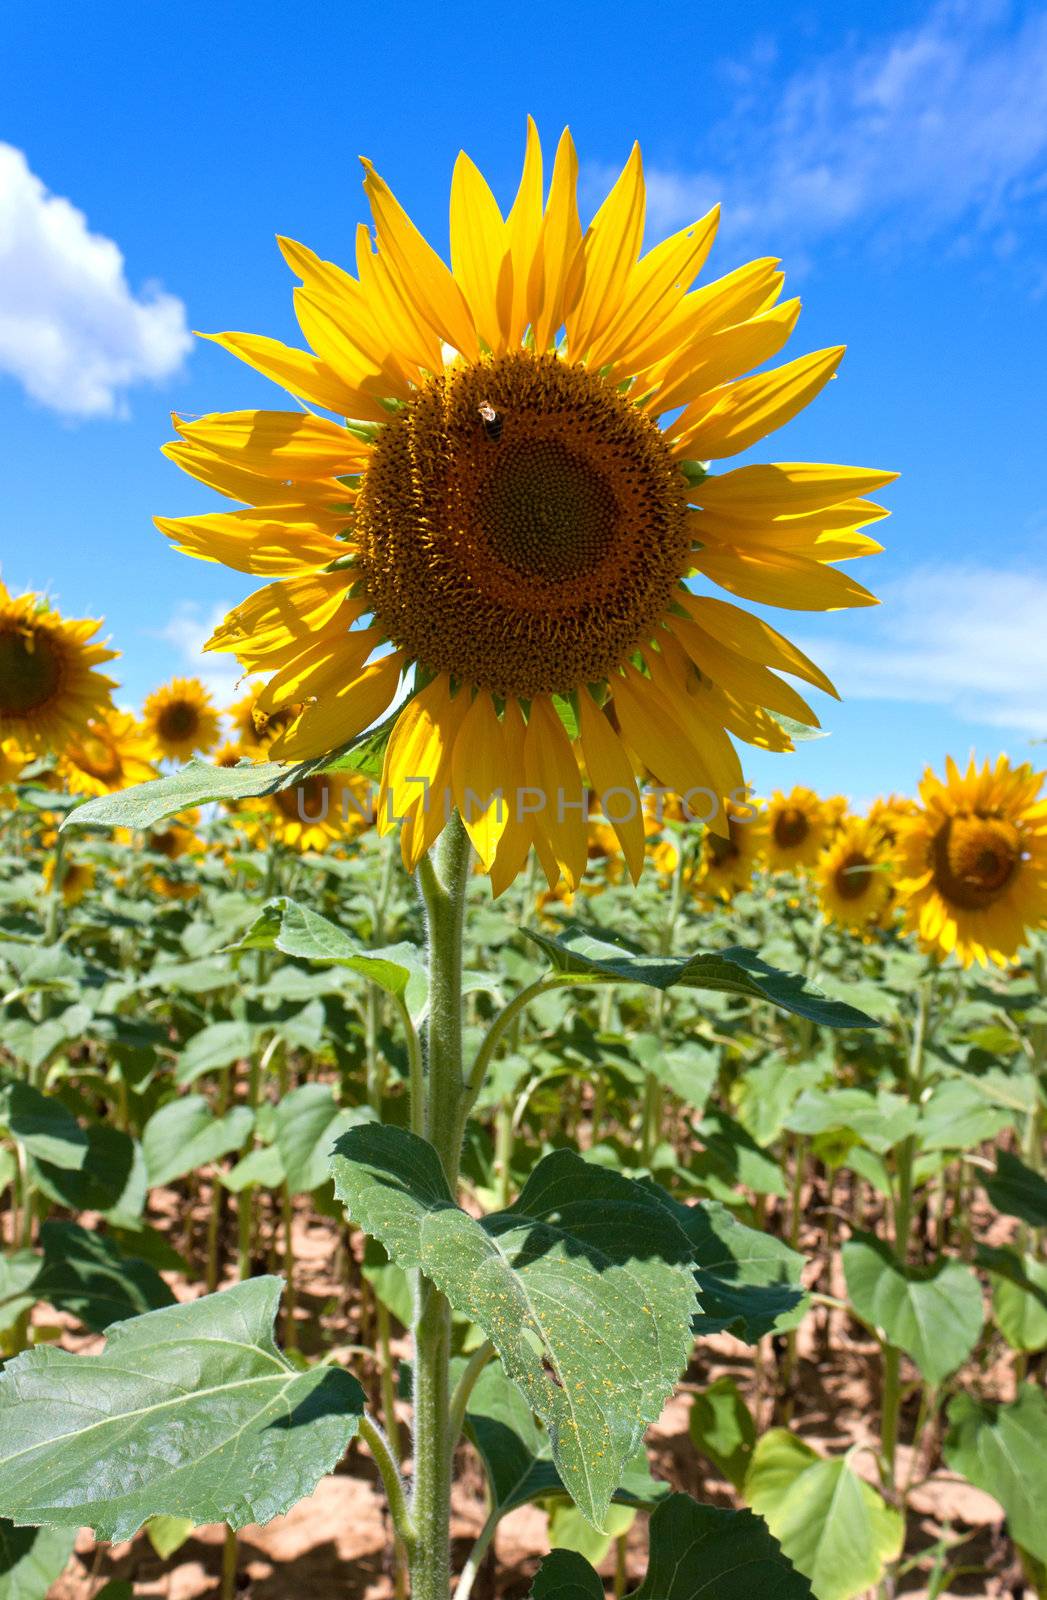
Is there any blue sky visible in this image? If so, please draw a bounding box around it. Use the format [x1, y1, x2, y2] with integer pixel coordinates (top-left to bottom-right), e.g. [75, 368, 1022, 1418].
[2, 0, 1046, 802]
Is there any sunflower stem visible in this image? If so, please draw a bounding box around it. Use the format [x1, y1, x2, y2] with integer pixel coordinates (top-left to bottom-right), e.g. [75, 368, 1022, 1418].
[410, 810, 471, 1600]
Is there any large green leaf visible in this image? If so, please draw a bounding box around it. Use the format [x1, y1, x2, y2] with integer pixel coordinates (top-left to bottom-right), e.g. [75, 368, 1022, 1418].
[979, 1247, 1047, 1353]
[0, 1277, 363, 1540]
[60, 757, 296, 833]
[273, 1085, 373, 1195]
[745, 1431, 903, 1600]
[331, 1126, 696, 1526]
[983, 1150, 1047, 1227]
[229, 897, 425, 1005]
[841, 1234, 983, 1386]
[31, 1124, 145, 1224]
[689, 1376, 756, 1492]
[33, 1222, 175, 1333]
[0, 1521, 76, 1600]
[142, 1096, 254, 1188]
[176, 1020, 256, 1086]
[0, 1078, 86, 1171]
[530, 1493, 813, 1598]
[785, 1089, 918, 1156]
[943, 1387, 1047, 1562]
[525, 926, 878, 1028]
[658, 1197, 806, 1342]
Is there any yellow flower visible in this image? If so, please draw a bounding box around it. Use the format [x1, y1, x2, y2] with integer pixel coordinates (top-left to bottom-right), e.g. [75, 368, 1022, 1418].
[866, 793, 918, 845]
[816, 816, 893, 932]
[694, 802, 764, 903]
[143, 817, 200, 860]
[61, 711, 156, 797]
[213, 739, 247, 769]
[0, 582, 118, 755]
[142, 678, 220, 762]
[43, 855, 96, 905]
[258, 769, 374, 852]
[896, 755, 1047, 967]
[228, 683, 301, 756]
[763, 786, 833, 870]
[158, 122, 892, 891]
[0, 739, 31, 805]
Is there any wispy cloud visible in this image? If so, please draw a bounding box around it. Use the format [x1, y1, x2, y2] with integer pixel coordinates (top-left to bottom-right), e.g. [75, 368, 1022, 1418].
[0, 144, 191, 418]
[796, 565, 1047, 739]
[608, 1, 1047, 266]
[155, 602, 243, 708]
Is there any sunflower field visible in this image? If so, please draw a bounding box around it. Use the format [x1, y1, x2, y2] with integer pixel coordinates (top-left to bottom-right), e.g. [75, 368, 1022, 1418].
[0, 124, 1045, 1600]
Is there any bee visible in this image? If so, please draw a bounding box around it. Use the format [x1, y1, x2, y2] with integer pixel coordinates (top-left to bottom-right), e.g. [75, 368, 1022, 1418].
[478, 400, 503, 442]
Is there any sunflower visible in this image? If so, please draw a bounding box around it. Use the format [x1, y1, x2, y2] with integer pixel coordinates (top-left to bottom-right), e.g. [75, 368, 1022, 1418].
[259, 769, 374, 852]
[142, 678, 220, 762]
[43, 855, 96, 906]
[763, 785, 833, 871]
[0, 739, 31, 805]
[896, 756, 1047, 967]
[60, 711, 157, 797]
[867, 793, 918, 845]
[158, 122, 892, 891]
[816, 816, 893, 932]
[0, 582, 118, 755]
[694, 802, 764, 903]
[228, 683, 301, 756]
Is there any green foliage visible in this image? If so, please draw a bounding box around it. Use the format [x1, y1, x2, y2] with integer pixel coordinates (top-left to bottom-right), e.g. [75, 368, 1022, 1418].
[0, 1522, 77, 1600]
[689, 1376, 756, 1491]
[842, 1233, 984, 1385]
[331, 1125, 696, 1526]
[983, 1149, 1047, 1226]
[0, 1278, 363, 1540]
[943, 1387, 1047, 1563]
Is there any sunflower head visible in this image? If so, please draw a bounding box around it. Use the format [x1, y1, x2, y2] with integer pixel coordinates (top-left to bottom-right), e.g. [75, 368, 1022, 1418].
[142, 678, 220, 763]
[866, 793, 919, 845]
[228, 684, 301, 756]
[897, 755, 1047, 967]
[254, 769, 374, 853]
[43, 855, 96, 906]
[816, 815, 894, 933]
[158, 121, 893, 891]
[0, 582, 118, 755]
[60, 710, 156, 797]
[763, 786, 833, 871]
[694, 801, 764, 904]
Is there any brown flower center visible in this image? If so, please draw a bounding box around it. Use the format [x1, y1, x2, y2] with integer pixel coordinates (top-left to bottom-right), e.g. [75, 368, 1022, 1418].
[274, 774, 330, 822]
[834, 851, 874, 901]
[355, 350, 691, 699]
[68, 731, 121, 782]
[774, 807, 810, 849]
[932, 815, 1022, 910]
[157, 700, 201, 742]
[0, 623, 64, 715]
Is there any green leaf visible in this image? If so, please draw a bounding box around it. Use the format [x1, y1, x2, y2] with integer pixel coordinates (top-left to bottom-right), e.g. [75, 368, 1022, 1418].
[330, 1126, 695, 1527]
[981, 1248, 1047, 1353]
[223, 1144, 285, 1194]
[60, 757, 294, 833]
[943, 1387, 1047, 1562]
[917, 1079, 1013, 1152]
[0, 1078, 86, 1171]
[668, 1199, 807, 1342]
[746, 1431, 903, 1600]
[0, 1277, 363, 1540]
[273, 1085, 373, 1195]
[0, 1521, 76, 1600]
[0, 1255, 43, 1339]
[34, 1222, 175, 1333]
[142, 1096, 254, 1188]
[842, 1233, 983, 1386]
[692, 1111, 789, 1200]
[229, 897, 425, 1004]
[689, 1377, 756, 1492]
[525, 927, 878, 1028]
[546, 1501, 635, 1571]
[983, 1150, 1047, 1227]
[531, 1493, 814, 1598]
[176, 1020, 256, 1086]
[786, 1089, 918, 1156]
[145, 1514, 194, 1559]
[31, 1124, 145, 1224]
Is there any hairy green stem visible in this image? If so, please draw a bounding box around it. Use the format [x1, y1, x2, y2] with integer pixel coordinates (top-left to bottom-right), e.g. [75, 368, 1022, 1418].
[360, 1412, 417, 1556]
[410, 812, 471, 1600]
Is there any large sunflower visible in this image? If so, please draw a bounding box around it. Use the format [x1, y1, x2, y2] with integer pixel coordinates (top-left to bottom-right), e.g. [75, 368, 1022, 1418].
[816, 816, 893, 933]
[158, 122, 892, 891]
[896, 755, 1047, 967]
[142, 677, 220, 762]
[0, 582, 118, 755]
[763, 785, 833, 871]
[61, 710, 157, 797]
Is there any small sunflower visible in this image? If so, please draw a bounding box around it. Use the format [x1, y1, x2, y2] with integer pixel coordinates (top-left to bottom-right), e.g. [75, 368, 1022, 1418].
[228, 683, 301, 756]
[261, 769, 374, 852]
[61, 711, 157, 797]
[0, 739, 31, 805]
[867, 793, 918, 845]
[43, 855, 96, 905]
[897, 755, 1047, 967]
[213, 739, 247, 769]
[142, 678, 220, 762]
[0, 582, 118, 755]
[763, 785, 833, 871]
[143, 817, 200, 861]
[158, 122, 892, 891]
[694, 802, 764, 903]
[816, 816, 893, 932]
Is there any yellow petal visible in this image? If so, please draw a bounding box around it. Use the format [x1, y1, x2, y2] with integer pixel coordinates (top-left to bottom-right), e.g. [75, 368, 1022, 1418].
[361, 159, 479, 360]
[692, 543, 879, 610]
[254, 624, 383, 713]
[378, 674, 457, 844]
[161, 440, 345, 509]
[505, 116, 544, 347]
[450, 151, 509, 351]
[451, 691, 510, 869]
[626, 257, 783, 376]
[694, 462, 899, 519]
[589, 206, 720, 374]
[270, 651, 403, 761]
[206, 574, 358, 662]
[668, 615, 819, 727]
[293, 288, 414, 400]
[530, 127, 583, 353]
[673, 346, 845, 458]
[155, 511, 344, 575]
[355, 223, 443, 373]
[578, 690, 644, 884]
[652, 298, 801, 415]
[566, 143, 645, 358]
[677, 593, 838, 697]
[201, 331, 381, 419]
[174, 411, 364, 480]
[523, 697, 587, 889]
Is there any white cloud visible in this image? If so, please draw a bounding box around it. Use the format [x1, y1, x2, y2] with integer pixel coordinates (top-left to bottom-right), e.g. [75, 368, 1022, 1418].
[796, 566, 1047, 738]
[619, 1, 1047, 261]
[155, 602, 244, 709]
[0, 144, 192, 418]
